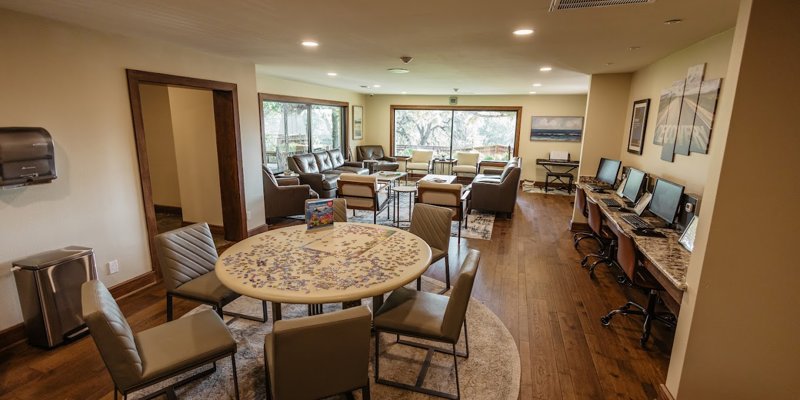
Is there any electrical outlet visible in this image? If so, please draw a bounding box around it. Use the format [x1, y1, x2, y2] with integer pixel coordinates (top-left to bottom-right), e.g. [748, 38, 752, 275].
[107, 260, 120, 275]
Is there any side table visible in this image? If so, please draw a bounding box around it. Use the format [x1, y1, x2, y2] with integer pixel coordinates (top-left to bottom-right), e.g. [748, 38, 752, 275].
[393, 185, 418, 227]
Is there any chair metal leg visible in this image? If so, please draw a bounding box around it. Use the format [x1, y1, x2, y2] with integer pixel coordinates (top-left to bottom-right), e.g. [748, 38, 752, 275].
[440, 257, 451, 294]
[374, 332, 380, 382]
[264, 347, 273, 400]
[416, 277, 422, 291]
[452, 343, 461, 399]
[166, 294, 173, 322]
[457, 219, 462, 244]
[463, 320, 470, 358]
[230, 354, 240, 400]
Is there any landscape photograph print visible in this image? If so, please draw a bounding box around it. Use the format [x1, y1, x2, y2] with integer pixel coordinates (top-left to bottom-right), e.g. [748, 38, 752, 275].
[530, 116, 584, 142]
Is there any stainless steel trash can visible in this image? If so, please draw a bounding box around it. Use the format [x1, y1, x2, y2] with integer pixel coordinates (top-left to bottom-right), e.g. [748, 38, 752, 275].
[12, 246, 98, 348]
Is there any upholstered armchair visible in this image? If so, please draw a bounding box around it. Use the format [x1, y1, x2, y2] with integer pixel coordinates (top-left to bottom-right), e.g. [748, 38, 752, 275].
[452, 151, 480, 179]
[337, 173, 390, 223]
[356, 145, 399, 173]
[405, 149, 434, 176]
[263, 166, 318, 220]
[469, 157, 521, 217]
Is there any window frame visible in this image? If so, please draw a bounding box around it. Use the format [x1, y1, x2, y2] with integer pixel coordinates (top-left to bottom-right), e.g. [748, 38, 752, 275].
[389, 105, 522, 159]
[258, 93, 349, 169]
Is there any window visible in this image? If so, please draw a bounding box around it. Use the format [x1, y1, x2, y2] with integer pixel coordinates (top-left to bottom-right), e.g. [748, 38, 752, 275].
[259, 94, 347, 172]
[391, 106, 520, 161]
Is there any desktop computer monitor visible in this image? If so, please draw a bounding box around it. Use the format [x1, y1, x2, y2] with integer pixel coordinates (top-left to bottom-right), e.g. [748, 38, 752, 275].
[621, 168, 646, 202]
[648, 178, 685, 226]
[595, 158, 621, 186]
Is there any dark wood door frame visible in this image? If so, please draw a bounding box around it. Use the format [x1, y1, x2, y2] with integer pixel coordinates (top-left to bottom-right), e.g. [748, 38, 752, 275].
[126, 69, 247, 274]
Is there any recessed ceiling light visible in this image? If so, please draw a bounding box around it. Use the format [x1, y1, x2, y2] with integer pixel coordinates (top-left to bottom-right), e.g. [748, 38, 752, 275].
[539, 66, 552, 72]
[532, 83, 542, 87]
[605, 62, 615, 66]
[628, 46, 641, 51]
[529, 91, 537, 94]
[388, 68, 409, 74]
[373, 84, 381, 88]
[401, 91, 408, 94]
[327, 72, 337, 76]
[301, 41, 319, 47]
[664, 19, 683, 25]
[513, 29, 534, 36]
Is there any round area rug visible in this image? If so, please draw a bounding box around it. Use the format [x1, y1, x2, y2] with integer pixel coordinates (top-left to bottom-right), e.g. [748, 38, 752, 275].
[135, 277, 520, 400]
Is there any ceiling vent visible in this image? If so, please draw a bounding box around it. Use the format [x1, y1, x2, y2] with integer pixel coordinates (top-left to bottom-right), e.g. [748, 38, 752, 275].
[549, 0, 654, 11]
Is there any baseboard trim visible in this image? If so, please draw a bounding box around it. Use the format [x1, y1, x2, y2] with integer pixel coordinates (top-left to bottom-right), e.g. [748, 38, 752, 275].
[248, 224, 269, 237]
[0, 270, 159, 352]
[657, 384, 675, 400]
[154, 204, 182, 216]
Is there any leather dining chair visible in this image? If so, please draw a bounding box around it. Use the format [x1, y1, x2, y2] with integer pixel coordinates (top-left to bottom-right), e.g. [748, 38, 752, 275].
[410, 203, 454, 293]
[154, 223, 268, 322]
[373, 249, 481, 400]
[82, 280, 240, 400]
[264, 306, 372, 400]
[600, 223, 677, 347]
[581, 198, 616, 277]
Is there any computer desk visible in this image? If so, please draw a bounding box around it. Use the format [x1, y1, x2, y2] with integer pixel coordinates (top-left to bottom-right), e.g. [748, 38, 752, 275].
[577, 177, 689, 313]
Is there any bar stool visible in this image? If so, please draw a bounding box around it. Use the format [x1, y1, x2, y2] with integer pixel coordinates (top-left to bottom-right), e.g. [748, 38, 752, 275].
[580, 198, 616, 277]
[600, 222, 677, 347]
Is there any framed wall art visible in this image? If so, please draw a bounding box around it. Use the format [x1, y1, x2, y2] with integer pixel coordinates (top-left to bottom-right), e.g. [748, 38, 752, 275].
[530, 116, 584, 142]
[627, 99, 650, 155]
[352, 105, 363, 140]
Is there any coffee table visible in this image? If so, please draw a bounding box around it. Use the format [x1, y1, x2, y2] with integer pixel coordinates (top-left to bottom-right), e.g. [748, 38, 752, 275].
[215, 222, 432, 320]
[418, 174, 457, 184]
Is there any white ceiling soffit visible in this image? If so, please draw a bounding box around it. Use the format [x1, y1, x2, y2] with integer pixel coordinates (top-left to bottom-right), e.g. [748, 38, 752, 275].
[0, 0, 737, 95]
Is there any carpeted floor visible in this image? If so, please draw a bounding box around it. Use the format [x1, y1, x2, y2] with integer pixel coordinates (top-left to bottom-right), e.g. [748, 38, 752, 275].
[136, 277, 520, 400]
[348, 194, 495, 240]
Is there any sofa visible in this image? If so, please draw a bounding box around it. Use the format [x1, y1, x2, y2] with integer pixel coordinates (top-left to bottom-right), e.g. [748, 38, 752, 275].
[263, 165, 318, 220]
[468, 157, 521, 217]
[287, 149, 368, 198]
[355, 145, 399, 174]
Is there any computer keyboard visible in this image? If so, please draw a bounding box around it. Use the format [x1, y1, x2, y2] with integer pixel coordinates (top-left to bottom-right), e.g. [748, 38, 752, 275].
[621, 214, 654, 230]
[601, 198, 622, 208]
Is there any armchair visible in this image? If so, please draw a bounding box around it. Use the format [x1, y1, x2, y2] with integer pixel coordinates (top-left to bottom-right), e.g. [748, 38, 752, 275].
[356, 145, 399, 173]
[469, 157, 521, 217]
[263, 166, 318, 219]
[405, 149, 434, 176]
[452, 151, 480, 179]
[337, 173, 390, 223]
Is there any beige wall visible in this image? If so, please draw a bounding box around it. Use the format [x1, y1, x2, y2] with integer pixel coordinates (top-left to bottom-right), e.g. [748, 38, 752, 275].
[140, 84, 181, 208]
[363, 94, 588, 182]
[167, 87, 224, 226]
[667, 1, 800, 398]
[619, 30, 735, 195]
[0, 9, 262, 331]
[256, 74, 367, 158]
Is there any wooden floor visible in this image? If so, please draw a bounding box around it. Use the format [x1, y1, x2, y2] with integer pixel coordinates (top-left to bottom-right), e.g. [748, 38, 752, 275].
[0, 192, 672, 399]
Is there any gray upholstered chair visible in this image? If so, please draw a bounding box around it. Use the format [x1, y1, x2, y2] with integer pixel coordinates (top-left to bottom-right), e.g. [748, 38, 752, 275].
[264, 305, 372, 400]
[417, 181, 466, 243]
[82, 280, 239, 400]
[154, 223, 267, 322]
[337, 173, 390, 224]
[263, 165, 318, 220]
[410, 203, 454, 293]
[373, 249, 481, 400]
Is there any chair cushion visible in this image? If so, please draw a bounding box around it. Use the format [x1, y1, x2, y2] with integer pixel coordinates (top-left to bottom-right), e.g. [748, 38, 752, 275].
[327, 149, 346, 168]
[374, 287, 449, 341]
[357, 145, 386, 161]
[474, 174, 502, 183]
[292, 153, 320, 174]
[137, 309, 236, 382]
[334, 166, 369, 175]
[406, 162, 429, 171]
[322, 174, 339, 190]
[452, 165, 477, 174]
[314, 152, 334, 172]
[172, 272, 239, 305]
[372, 162, 399, 172]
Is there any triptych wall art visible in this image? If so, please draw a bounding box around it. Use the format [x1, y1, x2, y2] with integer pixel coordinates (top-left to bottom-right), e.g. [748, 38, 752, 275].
[648, 63, 721, 162]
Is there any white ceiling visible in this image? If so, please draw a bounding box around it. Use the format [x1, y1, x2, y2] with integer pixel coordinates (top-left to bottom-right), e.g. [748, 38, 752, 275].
[0, 0, 738, 95]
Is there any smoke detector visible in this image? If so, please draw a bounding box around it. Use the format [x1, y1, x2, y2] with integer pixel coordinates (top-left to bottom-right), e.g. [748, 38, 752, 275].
[400, 56, 414, 64]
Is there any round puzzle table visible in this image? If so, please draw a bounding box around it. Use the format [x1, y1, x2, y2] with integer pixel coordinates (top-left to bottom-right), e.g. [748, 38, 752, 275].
[215, 222, 432, 320]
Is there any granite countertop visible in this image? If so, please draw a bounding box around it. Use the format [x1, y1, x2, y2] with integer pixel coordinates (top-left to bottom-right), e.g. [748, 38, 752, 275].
[578, 177, 690, 291]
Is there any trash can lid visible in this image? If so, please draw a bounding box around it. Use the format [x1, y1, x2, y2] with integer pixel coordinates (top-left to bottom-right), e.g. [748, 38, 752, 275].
[12, 246, 94, 270]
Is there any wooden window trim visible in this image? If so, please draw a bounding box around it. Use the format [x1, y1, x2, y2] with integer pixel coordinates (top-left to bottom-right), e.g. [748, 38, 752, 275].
[389, 105, 522, 158]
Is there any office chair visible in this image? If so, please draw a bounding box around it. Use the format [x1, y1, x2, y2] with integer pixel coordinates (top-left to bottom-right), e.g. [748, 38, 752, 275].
[580, 198, 616, 277]
[573, 187, 594, 247]
[600, 223, 677, 347]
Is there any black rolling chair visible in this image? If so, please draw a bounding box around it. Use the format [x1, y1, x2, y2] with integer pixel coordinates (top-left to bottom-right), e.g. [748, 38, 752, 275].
[600, 223, 676, 347]
[580, 198, 616, 277]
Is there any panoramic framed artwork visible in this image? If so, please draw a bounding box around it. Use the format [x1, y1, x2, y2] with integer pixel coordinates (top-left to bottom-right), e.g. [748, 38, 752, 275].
[627, 99, 650, 155]
[653, 88, 672, 145]
[352, 105, 363, 140]
[675, 63, 706, 155]
[530, 116, 584, 142]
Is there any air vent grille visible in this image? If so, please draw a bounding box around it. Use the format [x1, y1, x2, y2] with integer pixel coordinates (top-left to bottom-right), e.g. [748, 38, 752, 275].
[549, 0, 654, 11]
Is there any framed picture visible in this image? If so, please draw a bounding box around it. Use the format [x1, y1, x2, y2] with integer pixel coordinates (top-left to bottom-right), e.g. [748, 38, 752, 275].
[627, 99, 650, 155]
[352, 105, 363, 140]
[530, 116, 584, 142]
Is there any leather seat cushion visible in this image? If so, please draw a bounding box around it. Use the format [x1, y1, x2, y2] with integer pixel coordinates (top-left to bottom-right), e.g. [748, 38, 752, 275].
[137, 309, 236, 382]
[359, 146, 385, 160]
[374, 287, 449, 340]
[322, 174, 339, 189]
[334, 166, 369, 175]
[474, 174, 502, 183]
[327, 149, 346, 168]
[314, 152, 334, 171]
[172, 272, 239, 305]
[293, 154, 320, 174]
[372, 162, 399, 171]
[430, 246, 446, 264]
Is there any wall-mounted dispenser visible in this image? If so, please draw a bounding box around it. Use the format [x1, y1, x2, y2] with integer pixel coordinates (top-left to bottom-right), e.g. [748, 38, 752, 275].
[0, 127, 57, 188]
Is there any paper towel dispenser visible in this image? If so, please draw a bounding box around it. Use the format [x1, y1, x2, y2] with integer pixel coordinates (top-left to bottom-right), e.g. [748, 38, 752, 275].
[0, 127, 57, 187]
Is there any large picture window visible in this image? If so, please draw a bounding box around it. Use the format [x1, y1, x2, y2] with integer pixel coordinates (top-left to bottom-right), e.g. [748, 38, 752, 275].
[391, 106, 521, 161]
[259, 94, 347, 172]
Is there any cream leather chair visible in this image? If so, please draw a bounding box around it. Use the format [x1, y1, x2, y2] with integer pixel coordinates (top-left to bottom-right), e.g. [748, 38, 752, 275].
[417, 181, 465, 243]
[82, 280, 239, 400]
[305, 198, 348, 223]
[409, 203, 454, 293]
[154, 223, 267, 322]
[337, 173, 390, 224]
[405, 149, 434, 176]
[264, 306, 372, 400]
[373, 249, 481, 400]
[452, 151, 480, 179]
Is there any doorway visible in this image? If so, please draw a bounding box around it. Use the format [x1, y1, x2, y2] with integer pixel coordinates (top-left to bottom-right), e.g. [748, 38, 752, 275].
[126, 70, 247, 273]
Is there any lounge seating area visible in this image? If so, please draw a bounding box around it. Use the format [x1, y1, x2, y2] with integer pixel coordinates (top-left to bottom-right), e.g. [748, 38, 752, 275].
[3, 3, 793, 400]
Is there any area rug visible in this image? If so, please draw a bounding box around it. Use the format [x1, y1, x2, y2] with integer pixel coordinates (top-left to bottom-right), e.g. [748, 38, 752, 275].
[348, 194, 495, 240]
[521, 180, 574, 196]
[135, 277, 520, 400]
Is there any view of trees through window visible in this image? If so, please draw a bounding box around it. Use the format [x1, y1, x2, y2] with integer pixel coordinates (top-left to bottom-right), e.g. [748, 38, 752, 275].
[261, 98, 344, 171]
[393, 108, 518, 161]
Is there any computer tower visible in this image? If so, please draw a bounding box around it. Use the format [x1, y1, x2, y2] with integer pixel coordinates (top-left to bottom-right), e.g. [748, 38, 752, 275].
[676, 193, 701, 232]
